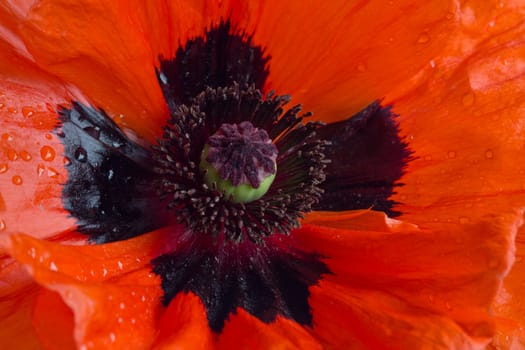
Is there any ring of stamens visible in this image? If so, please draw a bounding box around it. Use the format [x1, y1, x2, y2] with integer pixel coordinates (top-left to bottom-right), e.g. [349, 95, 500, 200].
[153, 84, 329, 242]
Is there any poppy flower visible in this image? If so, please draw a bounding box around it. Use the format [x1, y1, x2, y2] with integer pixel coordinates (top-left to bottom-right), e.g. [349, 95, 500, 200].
[1, 0, 525, 349]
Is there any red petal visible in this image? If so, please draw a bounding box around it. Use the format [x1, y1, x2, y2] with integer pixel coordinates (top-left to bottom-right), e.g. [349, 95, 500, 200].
[0, 78, 75, 245]
[236, 0, 459, 122]
[0, 257, 41, 349]
[152, 292, 213, 350]
[217, 310, 322, 350]
[389, 5, 525, 227]
[2, 232, 171, 350]
[297, 210, 521, 348]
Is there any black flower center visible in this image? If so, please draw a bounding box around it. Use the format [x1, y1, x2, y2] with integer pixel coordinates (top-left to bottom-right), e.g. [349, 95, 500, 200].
[153, 84, 328, 242]
[56, 20, 410, 334]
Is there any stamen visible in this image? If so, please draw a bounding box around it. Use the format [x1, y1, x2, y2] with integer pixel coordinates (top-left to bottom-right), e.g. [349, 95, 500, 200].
[153, 84, 328, 242]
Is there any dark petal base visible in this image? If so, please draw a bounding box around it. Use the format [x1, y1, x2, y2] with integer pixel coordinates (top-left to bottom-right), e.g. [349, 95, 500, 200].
[158, 20, 269, 107]
[153, 231, 329, 332]
[315, 101, 412, 216]
[57, 102, 169, 243]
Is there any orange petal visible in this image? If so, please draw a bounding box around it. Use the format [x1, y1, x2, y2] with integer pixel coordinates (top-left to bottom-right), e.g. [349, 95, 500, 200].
[0, 257, 41, 350]
[235, 0, 459, 121]
[0, 74, 75, 246]
[6, 0, 169, 143]
[3, 226, 180, 283]
[32, 288, 76, 350]
[491, 223, 525, 349]
[152, 292, 213, 350]
[388, 5, 525, 227]
[217, 310, 322, 350]
[2, 233, 171, 350]
[296, 210, 521, 348]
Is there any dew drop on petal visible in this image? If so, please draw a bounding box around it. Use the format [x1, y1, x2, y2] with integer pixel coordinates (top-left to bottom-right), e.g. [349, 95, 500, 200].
[447, 151, 456, 159]
[45, 133, 53, 140]
[40, 145, 56, 162]
[7, 149, 18, 161]
[63, 157, 71, 166]
[485, 149, 494, 159]
[47, 167, 59, 178]
[1, 133, 13, 142]
[0, 163, 8, 173]
[117, 261, 123, 270]
[36, 164, 45, 177]
[119, 302, 125, 310]
[20, 150, 32, 161]
[459, 217, 470, 224]
[7, 107, 17, 114]
[49, 261, 58, 271]
[417, 33, 430, 44]
[109, 333, 116, 343]
[74, 147, 87, 162]
[21, 107, 34, 118]
[0, 220, 6, 231]
[462, 92, 475, 106]
[12, 175, 22, 185]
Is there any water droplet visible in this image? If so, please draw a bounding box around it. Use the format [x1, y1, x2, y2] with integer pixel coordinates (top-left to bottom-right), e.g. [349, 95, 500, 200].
[20, 150, 32, 161]
[117, 317, 123, 324]
[1, 133, 13, 141]
[45, 133, 53, 140]
[50, 262, 58, 271]
[40, 145, 56, 161]
[7, 107, 17, 114]
[83, 126, 101, 139]
[0, 163, 8, 173]
[29, 247, 36, 258]
[417, 33, 430, 44]
[0, 220, 6, 231]
[141, 295, 146, 302]
[7, 149, 18, 161]
[36, 164, 45, 176]
[102, 268, 108, 277]
[130, 318, 136, 325]
[459, 217, 470, 224]
[109, 333, 116, 343]
[63, 157, 71, 166]
[462, 92, 475, 106]
[119, 302, 125, 310]
[12, 175, 22, 185]
[74, 147, 87, 162]
[447, 151, 456, 159]
[117, 261, 124, 270]
[22, 107, 34, 118]
[0, 103, 4, 109]
[485, 149, 494, 159]
[47, 167, 59, 178]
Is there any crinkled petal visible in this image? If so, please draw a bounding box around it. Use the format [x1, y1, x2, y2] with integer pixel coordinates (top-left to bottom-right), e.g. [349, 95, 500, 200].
[389, 4, 525, 227]
[0, 230, 182, 350]
[300, 210, 521, 349]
